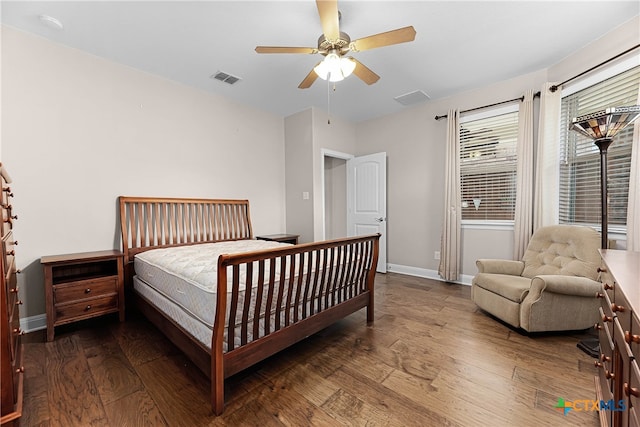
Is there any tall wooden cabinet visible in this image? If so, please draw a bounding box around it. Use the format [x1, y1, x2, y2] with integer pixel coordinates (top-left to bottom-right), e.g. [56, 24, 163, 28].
[595, 249, 640, 427]
[0, 164, 23, 426]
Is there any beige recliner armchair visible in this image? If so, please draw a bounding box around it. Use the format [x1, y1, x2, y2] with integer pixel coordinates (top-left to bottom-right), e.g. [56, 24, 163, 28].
[471, 225, 602, 332]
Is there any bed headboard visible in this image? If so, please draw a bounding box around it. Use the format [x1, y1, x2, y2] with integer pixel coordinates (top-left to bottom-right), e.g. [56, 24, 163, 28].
[118, 196, 253, 264]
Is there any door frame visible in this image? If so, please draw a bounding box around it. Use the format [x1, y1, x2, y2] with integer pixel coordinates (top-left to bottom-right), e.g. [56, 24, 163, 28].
[320, 148, 354, 241]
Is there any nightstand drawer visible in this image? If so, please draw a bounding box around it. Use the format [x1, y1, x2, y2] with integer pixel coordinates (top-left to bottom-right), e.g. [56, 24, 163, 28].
[9, 307, 21, 362]
[54, 276, 118, 304]
[55, 294, 118, 323]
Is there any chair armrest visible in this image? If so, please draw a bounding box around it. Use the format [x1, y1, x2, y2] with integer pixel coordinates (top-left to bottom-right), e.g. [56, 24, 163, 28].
[529, 275, 603, 298]
[476, 259, 524, 276]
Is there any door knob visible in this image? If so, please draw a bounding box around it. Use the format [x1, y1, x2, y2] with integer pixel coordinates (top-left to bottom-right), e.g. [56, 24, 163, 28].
[375, 217, 385, 222]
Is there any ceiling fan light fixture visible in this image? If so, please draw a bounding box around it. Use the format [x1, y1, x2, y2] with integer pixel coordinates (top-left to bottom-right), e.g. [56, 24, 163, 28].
[314, 53, 355, 82]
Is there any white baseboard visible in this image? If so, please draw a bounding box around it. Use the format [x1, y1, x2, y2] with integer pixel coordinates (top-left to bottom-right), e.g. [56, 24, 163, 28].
[21, 314, 47, 333]
[386, 263, 472, 286]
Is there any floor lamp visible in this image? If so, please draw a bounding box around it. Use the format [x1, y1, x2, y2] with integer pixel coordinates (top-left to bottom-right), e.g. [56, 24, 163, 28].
[569, 105, 640, 357]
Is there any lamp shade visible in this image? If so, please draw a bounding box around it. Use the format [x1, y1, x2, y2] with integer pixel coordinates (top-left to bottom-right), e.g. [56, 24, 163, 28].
[570, 105, 640, 141]
[314, 53, 356, 82]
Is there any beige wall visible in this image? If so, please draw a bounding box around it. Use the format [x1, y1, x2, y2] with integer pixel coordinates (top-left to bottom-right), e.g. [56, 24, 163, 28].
[2, 27, 286, 318]
[354, 15, 639, 281]
[284, 109, 314, 243]
[547, 16, 639, 84]
[284, 107, 356, 243]
[355, 69, 545, 278]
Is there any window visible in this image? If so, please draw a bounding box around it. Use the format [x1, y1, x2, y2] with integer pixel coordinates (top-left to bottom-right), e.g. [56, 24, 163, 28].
[559, 66, 640, 229]
[460, 109, 519, 221]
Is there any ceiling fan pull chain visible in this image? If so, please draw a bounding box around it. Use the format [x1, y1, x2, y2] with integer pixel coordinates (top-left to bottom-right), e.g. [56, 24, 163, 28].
[327, 76, 331, 124]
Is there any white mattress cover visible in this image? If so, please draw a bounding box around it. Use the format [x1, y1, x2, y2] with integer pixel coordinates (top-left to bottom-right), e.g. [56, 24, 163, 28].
[135, 275, 214, 349]
[134, 239, 290, 327]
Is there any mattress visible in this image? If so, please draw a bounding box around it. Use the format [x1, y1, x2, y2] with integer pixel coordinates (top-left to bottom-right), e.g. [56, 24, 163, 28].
[134, 239, 291, 328]
[135, 275, 215, 349]
[134, 240, 362, 351]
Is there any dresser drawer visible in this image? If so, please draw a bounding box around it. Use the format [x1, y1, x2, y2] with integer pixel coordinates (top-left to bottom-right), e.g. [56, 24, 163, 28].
[9, 306, 21, 362]
[600, 290, 615, 318]
[12, 339, 23, 401]
[54, 276, 118, 304]
[55, 294, 118, 323]
[599, 263, 616, 302]
[628, 361, 640, 427]
[630, 314, 640, 357]
[613, 286, 633, 333]
[601, 305, 616, 343]
[598, 315, 615, 395]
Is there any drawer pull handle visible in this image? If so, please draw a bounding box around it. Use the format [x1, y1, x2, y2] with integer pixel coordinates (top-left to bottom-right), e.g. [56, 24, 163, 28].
[85, 288, 92, 294]
[12, 327, 23, 335]
[602, 314, 613, 323]
[594, 323, 602, 330]
[625, 331, 640, 344]
[6, 250, 14, 256]
[625, 383, 640, 398]
[596, 292, 604, 299]
[15, 366, 24, 374]
[595, 361, 603, 368]
[15, 300, 22, 306]
[598, 267, 607, 273]
[600, 354, 611, 363]
[611, 303, 625, 313]
[85, 305, 92, 311]
[605, 370, 615, 380]
[11, 240, 17, 246]
[10, 286, 18, 293]
[604, 283, 614, 290]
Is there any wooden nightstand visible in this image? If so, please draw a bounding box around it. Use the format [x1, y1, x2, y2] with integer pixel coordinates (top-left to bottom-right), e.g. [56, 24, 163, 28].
[41, 250, 125, 342]
[256, 234, 299, 245]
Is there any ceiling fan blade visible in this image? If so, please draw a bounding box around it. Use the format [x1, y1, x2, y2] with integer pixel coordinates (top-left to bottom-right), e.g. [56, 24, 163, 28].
[298, 64, 321, 89]
[351, 58, 380, 85]
[255, 46, 318, 54]
[350, 26, 416, 52]
[316, 0, 340, 42]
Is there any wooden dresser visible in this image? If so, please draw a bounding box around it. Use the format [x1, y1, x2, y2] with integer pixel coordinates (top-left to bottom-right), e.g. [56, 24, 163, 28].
[0, 164, 23, 426]
[596, 249, 640, 427]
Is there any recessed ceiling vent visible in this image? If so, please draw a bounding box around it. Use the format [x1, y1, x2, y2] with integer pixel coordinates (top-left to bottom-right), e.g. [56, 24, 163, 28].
[394, 90, 430, 106]
[210, 71, 242, 85]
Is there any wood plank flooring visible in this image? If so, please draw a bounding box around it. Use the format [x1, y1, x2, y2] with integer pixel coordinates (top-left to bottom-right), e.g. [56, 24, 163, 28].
[21, 273, 600, 426]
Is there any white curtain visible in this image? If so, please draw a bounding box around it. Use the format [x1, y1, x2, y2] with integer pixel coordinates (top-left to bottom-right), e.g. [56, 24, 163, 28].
[533, 83, 562, 231]
[627, 87, 640, 251]
[439, 109, 461, 281]
[513, 90, 535, 260]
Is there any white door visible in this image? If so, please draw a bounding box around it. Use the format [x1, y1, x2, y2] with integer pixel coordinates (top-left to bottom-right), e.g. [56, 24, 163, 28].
[347, 152, 387, 273]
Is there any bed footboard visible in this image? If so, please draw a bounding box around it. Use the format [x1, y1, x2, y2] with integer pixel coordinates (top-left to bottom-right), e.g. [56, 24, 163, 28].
[211, 233, 380, 415]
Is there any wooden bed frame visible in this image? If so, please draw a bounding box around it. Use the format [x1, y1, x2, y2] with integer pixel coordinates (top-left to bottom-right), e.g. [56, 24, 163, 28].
[118, 196, 380, 415]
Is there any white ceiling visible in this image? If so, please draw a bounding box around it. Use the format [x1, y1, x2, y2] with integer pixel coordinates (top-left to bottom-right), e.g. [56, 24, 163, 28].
[2, 1, 639, 122]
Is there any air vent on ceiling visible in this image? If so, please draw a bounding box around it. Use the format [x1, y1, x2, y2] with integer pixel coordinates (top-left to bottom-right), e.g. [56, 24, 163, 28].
[210, 71, 242, 85]
[394, 90, 430, 106]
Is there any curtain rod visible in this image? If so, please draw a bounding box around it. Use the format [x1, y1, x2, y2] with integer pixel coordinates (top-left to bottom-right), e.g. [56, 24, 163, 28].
[434, 91, 540, 120]
[549, 43, 640, 93]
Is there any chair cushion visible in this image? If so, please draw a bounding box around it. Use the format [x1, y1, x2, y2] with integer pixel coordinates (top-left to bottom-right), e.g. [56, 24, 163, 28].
[472, 273, 531, 303]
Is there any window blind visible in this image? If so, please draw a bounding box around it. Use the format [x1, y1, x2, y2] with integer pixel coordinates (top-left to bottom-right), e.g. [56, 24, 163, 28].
[559, 66, 640, 228]
[460, 111, 518, 221]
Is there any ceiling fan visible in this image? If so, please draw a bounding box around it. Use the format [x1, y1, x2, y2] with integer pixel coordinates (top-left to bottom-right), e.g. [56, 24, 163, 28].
[255, 0, 416, 89]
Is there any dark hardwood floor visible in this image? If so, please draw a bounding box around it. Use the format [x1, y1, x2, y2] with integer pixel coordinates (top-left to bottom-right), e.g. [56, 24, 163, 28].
[21, 273, 599, 426]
